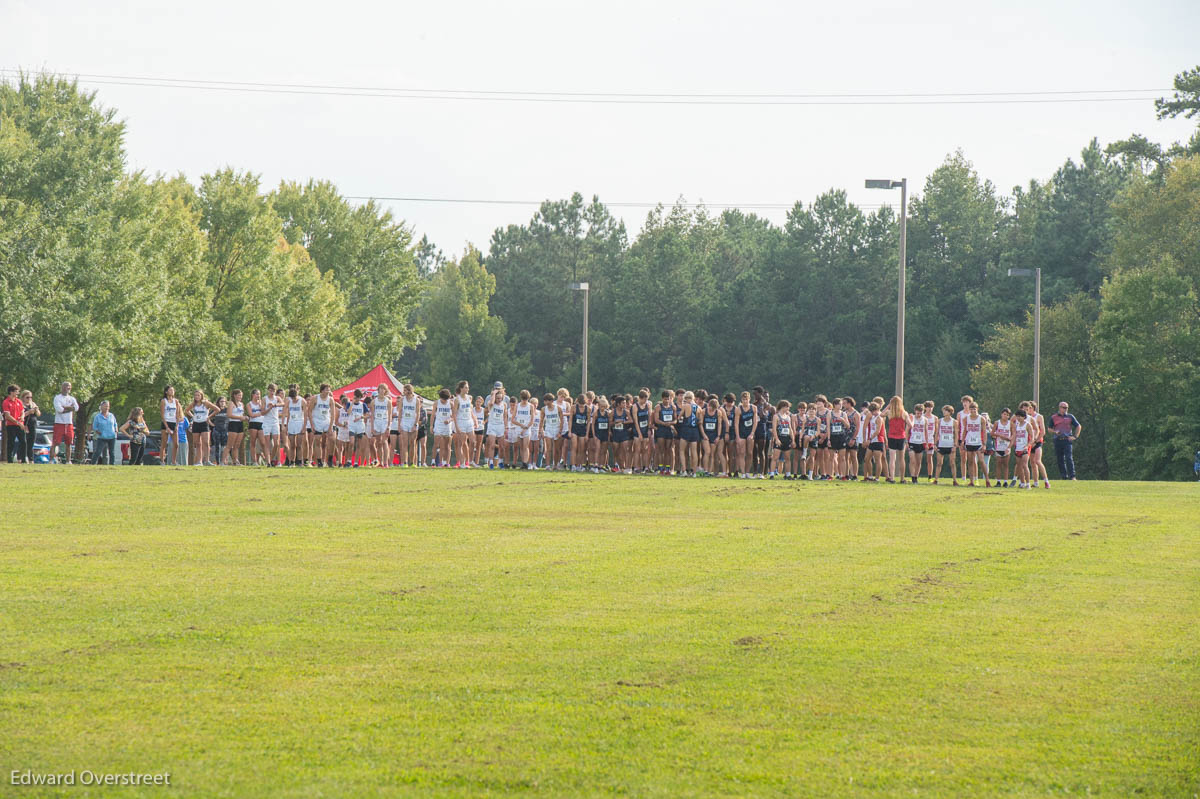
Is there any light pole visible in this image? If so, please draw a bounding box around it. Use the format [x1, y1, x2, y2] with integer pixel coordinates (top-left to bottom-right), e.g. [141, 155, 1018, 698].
[865, 178, 907, 398]
[570, 282, 589, 396]
[1007, 267, 1041, 408]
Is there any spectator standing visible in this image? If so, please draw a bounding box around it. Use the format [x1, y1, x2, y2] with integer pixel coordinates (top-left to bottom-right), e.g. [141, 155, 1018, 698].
[21, 391, 39, 463]
[176, 415, 190, 465]
[120, 407, 149, 465]
[210, 396, 228, 466]
[1050, 402, 1082, 480]
[3, 384, 26, 462]
[52, 382, 80, 464]
[90, 401, 118, 465]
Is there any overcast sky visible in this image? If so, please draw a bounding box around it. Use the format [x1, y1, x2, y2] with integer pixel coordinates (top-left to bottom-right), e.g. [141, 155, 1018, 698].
[4, 0, 1198, 254]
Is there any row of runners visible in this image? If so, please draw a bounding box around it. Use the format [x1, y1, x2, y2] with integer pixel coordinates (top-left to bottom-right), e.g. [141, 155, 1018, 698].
[157, 381, 1055, 488]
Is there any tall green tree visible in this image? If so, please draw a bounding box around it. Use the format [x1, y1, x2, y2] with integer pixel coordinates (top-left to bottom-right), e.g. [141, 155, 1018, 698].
[903, 151, 1005, 402]
[274, 180, 423, 372]
[971, 294, 1110, 478]
[1094, 156, 1200, 479]
[0, 73, 126, 393]
[191, 170, 360, 391]
[487, 193, 626, 388]
[417, 247, 531, 391]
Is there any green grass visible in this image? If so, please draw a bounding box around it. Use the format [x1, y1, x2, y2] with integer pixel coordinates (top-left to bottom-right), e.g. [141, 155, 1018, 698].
[0, 466, 1197, 798]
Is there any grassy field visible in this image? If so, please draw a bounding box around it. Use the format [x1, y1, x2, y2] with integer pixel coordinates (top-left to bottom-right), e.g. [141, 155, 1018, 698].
[0, 467, 1197, 798]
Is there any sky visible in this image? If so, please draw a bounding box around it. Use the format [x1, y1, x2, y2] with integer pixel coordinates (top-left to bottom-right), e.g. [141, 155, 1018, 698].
[3, 0, 1198, 255]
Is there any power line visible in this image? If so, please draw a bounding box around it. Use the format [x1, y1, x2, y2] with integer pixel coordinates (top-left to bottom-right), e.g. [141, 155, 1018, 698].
[1, 68, 1166, 106]
[344, 196, 888, 210]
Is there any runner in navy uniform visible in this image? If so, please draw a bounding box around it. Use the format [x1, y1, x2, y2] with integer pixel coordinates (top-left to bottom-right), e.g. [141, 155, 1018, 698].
[653, 390, 677, 474]
[735, 391, 757, 478]
[569, 395, 590, 472]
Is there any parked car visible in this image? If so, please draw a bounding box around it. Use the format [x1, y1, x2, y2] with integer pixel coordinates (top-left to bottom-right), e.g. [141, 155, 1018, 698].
[31, 428, 52, 463]
[83, 430, 163, 465]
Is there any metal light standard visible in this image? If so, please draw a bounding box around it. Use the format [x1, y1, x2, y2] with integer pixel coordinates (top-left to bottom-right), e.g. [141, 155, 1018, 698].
[570, 282, 590, 396]
[865, 178, 907, 398]
[1007, 267, 1042, 408]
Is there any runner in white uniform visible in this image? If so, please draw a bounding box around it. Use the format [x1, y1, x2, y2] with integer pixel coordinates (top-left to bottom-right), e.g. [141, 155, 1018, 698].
[527, 397, 541, 469]
[395, 386, 419, 466]
[371, 385, 394, 467]
[541, 393, 561, 469]
[452, 381, 475, 468]
[962, 403, 986, 486]
[956, 394, 974, 482]
[906, 406, 926, 483]
[921, 403, 937, 480]
[188, 390, 221, 467]
[472, 396, 486, 465]
[260, 384, 283, 466]
[990, 409, 1012, 486]
[505, 397, 521, 465]
[933, 404, 959, 485]
[335, 397, 351, 461]
[225, 389, 246, 465]
[308, 384, 334, 466]
[1011, 409, 1033, 488]
[432, 389, 454, 467]
[483, 387, 509, 468]
[284, 390, 305, 465]
[345, 389, 369, 467]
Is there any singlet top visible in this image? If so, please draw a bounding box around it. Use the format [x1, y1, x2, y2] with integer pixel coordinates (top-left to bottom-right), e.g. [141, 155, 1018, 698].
[702, 410, 719, 432]
[595, 411, 609, 431]
[830, 413, 846, 437]
[516, 402, 533, 428]
[924, 415, 937, 443]
[777, 412, 791, 437]
[613, 410, 629, 431]
[937, 418, 956, 448]
[266, 396, 282, 423]
[659, 403, 675, 424]
[435, 399, 453, 426]
[739, 406, 756, 433]
[963, 415, 984, 446]
[908, 414, 925, 444]
[636, 402, 651, 430]
[869, 414, 884, 442]
[162, 400, 178, 423]
[368, 396, 388, 425]
[489, 402, 506, 424]
[1013, 422, 1030, 451]
[313, 396, 332, 426]
[451, 397, 471, 428]
[886, 415, 907, 439]
[473, 406, 485, 430]
[684, 403, 698, 428]
[228, 402, 245, 421]
[399, 396, 417, 423]
[290, 398, 306, 423]
[192, 404, 209, 423]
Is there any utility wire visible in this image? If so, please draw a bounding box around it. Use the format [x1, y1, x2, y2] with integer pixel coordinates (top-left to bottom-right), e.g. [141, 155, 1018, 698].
[345, 196, 888, 210]
[1, 68, 1166, 106]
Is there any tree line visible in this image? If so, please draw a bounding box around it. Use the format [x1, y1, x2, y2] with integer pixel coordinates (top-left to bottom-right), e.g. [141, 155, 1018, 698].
[2, 69, 1198, 478]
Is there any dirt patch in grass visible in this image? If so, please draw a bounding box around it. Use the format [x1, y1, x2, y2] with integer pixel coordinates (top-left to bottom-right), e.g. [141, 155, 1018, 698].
[615, 679, 661, 688]
[379, 585, 428, 597]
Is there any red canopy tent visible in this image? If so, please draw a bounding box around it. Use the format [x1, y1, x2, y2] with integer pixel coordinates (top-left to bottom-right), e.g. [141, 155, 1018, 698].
[332, 364, 405, 401]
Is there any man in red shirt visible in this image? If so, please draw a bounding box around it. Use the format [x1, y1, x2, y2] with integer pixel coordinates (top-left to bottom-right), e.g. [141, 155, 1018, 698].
[3, 384, 27, 463]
